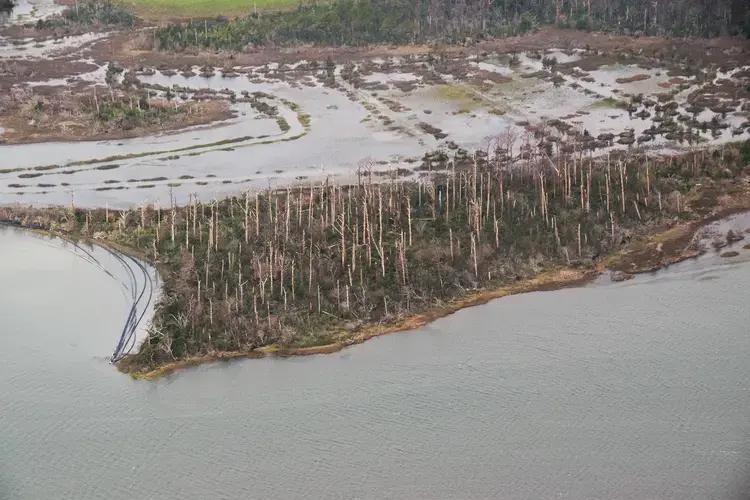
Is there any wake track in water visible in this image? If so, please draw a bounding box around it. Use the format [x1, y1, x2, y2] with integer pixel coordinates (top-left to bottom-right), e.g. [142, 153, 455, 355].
[0, 219, 154, 363]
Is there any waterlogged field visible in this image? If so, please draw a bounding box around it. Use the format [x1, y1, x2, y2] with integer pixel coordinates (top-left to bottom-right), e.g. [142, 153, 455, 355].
[0, 34, 748, 208]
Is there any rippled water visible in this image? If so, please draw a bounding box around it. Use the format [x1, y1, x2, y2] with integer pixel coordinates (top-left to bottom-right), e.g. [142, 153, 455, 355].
[1, 226, 749, 500]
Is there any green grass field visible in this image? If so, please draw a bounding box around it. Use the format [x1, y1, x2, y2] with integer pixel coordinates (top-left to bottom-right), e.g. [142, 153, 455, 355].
[122, 0, 299, 20]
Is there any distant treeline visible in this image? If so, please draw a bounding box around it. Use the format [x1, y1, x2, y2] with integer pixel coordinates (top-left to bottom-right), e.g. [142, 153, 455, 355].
[154, 0, 749, 51]
[154, 0, 535, 51]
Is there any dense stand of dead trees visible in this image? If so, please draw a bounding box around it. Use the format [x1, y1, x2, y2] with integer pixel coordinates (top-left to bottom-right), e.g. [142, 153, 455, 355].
[2, 141, 748, 368]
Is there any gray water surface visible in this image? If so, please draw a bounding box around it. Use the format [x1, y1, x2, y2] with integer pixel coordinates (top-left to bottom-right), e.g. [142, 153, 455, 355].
[1, 227, 749, 500]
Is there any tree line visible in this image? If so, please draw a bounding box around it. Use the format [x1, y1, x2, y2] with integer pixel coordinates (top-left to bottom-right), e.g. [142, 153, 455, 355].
[154, 0, 536, 51]
[154, 0, 749, 51]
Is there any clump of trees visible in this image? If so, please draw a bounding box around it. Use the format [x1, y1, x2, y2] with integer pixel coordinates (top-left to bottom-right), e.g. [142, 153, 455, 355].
[86, 91, 185, 132]
[4, 139, 748, 371]
[553, 0, 749, 37]
[155, 0, 537, 51]
[154, 0, 748, 52]
[0, 0, 15, 15]
[35, 0, 135, 29]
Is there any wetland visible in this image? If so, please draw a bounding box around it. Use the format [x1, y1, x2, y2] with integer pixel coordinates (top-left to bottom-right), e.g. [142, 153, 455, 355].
[2, 0, 750, 497]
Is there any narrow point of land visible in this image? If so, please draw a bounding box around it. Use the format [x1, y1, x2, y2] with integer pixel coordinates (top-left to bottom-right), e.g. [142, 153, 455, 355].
[52, 202, 732, 380]
[121, 200, 750, 380]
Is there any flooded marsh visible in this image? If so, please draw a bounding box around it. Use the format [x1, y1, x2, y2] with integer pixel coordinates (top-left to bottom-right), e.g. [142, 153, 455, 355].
[1, 37, 748, 208]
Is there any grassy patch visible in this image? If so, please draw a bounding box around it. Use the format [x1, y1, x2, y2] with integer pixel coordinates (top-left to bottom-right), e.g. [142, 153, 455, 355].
[435, 84, 477, 101]
[298, 113, 311, 129]
[121, 0, 298, 20]
[590, 97, 628, 109]
[432, 84, 487, 113]
[276, 116, 290, 132]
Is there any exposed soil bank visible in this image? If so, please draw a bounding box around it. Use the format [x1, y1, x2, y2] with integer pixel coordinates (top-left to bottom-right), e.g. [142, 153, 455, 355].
[119, 203, 750, 380]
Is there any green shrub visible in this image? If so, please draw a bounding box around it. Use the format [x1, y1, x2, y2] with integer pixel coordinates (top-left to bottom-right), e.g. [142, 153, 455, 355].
[741, 140, 750, 166]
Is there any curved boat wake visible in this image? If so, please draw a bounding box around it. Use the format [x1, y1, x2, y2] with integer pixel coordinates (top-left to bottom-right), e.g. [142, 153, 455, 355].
[105, 248, 155, 363]
[0, 219, 155, 363]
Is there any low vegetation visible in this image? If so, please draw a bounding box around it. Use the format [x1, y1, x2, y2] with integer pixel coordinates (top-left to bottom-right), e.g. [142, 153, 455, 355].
[590, 98, 629, 109]
[0, 84, 228, 143]
[720, 251, 740, 257]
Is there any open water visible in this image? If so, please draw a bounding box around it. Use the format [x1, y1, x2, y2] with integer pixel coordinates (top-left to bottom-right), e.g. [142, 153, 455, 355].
[1, 225, 749, 499]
